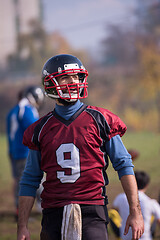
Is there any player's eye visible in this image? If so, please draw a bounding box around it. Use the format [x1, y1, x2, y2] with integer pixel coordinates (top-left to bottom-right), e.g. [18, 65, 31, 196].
[61, 75, 68, 79]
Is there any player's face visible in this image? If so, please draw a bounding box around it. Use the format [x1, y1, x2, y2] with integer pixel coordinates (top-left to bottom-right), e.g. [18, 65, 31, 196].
[56, 74, 80, 94]
[57, 73, 79, 84]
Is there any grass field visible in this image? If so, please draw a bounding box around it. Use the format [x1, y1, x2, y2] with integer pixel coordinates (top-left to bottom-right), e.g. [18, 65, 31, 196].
[0, 132, 160, 240]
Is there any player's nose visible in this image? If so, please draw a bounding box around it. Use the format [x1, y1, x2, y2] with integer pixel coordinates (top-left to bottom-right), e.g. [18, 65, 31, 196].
[68, 75, 77, 83]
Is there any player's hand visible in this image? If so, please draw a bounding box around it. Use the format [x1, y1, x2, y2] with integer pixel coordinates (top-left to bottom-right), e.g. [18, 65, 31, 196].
[17, 226, 31, 240]
[124, 210, 144, 240]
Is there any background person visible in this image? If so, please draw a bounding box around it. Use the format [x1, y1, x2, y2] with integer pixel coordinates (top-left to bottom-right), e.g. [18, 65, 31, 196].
[112, 170, 160, 240]
[127, 149, 139, 162]
[6, 85, 44, 219]
[17, 54, 144, 240]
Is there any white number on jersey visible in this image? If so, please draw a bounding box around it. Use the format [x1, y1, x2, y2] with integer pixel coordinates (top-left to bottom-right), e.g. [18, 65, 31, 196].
[56, 143, 80, 183]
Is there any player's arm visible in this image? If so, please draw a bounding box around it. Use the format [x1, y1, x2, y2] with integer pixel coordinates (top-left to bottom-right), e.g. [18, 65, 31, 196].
[120, 175, 144, 239]
[105, 135, 144, 239]
[17, 196, 34, 240]
[19, 150, 43, 196]
[18, 149, 43, 240]
[105, 135, 134, 177]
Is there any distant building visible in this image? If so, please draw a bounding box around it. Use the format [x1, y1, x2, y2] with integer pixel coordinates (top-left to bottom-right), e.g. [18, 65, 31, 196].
[0, 0, 42, 68]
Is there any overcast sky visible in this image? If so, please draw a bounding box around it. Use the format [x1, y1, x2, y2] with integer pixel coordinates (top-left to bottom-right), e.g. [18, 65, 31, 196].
[42, 0, 137, 53]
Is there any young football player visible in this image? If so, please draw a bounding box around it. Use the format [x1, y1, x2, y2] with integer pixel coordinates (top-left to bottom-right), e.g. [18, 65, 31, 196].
[17, 54, 144, 240]
[6, 86, 44, 220]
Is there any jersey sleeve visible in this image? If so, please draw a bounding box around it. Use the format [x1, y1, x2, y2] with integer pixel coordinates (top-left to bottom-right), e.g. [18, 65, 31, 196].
[23, 119, 41, 151]
[87, 106, 127, 141]
[104, 109, 127, 139]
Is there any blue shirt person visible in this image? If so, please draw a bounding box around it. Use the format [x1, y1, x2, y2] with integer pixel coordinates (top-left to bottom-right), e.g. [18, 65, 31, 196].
[6, 86, 44, 217]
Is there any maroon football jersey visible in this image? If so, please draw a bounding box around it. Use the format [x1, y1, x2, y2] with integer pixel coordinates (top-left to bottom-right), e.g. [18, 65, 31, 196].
[23, 105, 127, 208]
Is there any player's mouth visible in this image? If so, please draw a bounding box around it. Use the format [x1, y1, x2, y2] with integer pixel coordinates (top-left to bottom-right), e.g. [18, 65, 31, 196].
[62, 85, 78, 94]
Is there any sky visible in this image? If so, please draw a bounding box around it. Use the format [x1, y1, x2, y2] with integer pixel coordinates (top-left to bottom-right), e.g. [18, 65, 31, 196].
[42, 0, 138, 54]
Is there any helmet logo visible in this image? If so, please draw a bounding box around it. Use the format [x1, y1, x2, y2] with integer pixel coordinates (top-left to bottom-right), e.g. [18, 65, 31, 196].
[58, 67, 62, 73]
[64, 63, 79, 70]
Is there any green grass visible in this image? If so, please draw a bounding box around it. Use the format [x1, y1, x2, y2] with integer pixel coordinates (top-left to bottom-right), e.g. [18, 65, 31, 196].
[0, 134, 41, 239]
[0, 135, 12, 187]
[0, 132, 160, 240]
[107, 131, 160, 182]
[123, 131, 160, 183]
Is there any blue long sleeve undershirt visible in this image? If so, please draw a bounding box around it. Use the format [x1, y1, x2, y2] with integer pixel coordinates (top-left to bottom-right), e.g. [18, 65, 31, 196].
[19, 100, 134, 197]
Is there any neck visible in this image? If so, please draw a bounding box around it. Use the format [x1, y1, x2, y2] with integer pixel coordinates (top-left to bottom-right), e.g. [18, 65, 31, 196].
[55, 100, 83, 120]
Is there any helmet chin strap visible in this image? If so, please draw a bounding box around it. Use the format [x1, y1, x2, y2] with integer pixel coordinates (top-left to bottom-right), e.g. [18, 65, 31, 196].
[61, 92, 79, 102]
[65, 98, 77, 102]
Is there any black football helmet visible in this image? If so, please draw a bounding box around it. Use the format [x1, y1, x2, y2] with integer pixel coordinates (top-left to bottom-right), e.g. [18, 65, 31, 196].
[23, 86, 45, 109]
[42, 54, 88, 102]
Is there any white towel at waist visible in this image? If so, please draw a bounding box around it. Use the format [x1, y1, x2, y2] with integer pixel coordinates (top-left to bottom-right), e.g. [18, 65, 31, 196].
[61, 203, 82, 240]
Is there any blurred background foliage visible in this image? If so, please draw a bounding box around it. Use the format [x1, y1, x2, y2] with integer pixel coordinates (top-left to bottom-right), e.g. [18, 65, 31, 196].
[1, 1, 160, 133]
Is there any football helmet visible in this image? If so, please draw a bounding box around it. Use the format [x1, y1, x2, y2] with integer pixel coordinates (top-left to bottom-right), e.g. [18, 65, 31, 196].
[23, 86, 45, 109]
[42, 54, 88, 102]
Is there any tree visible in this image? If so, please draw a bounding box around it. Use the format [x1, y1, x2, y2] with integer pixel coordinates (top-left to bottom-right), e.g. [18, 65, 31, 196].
[7, 19, 48, 74]
[137, 42, 160, 131]
[101, 25, 137, 66]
